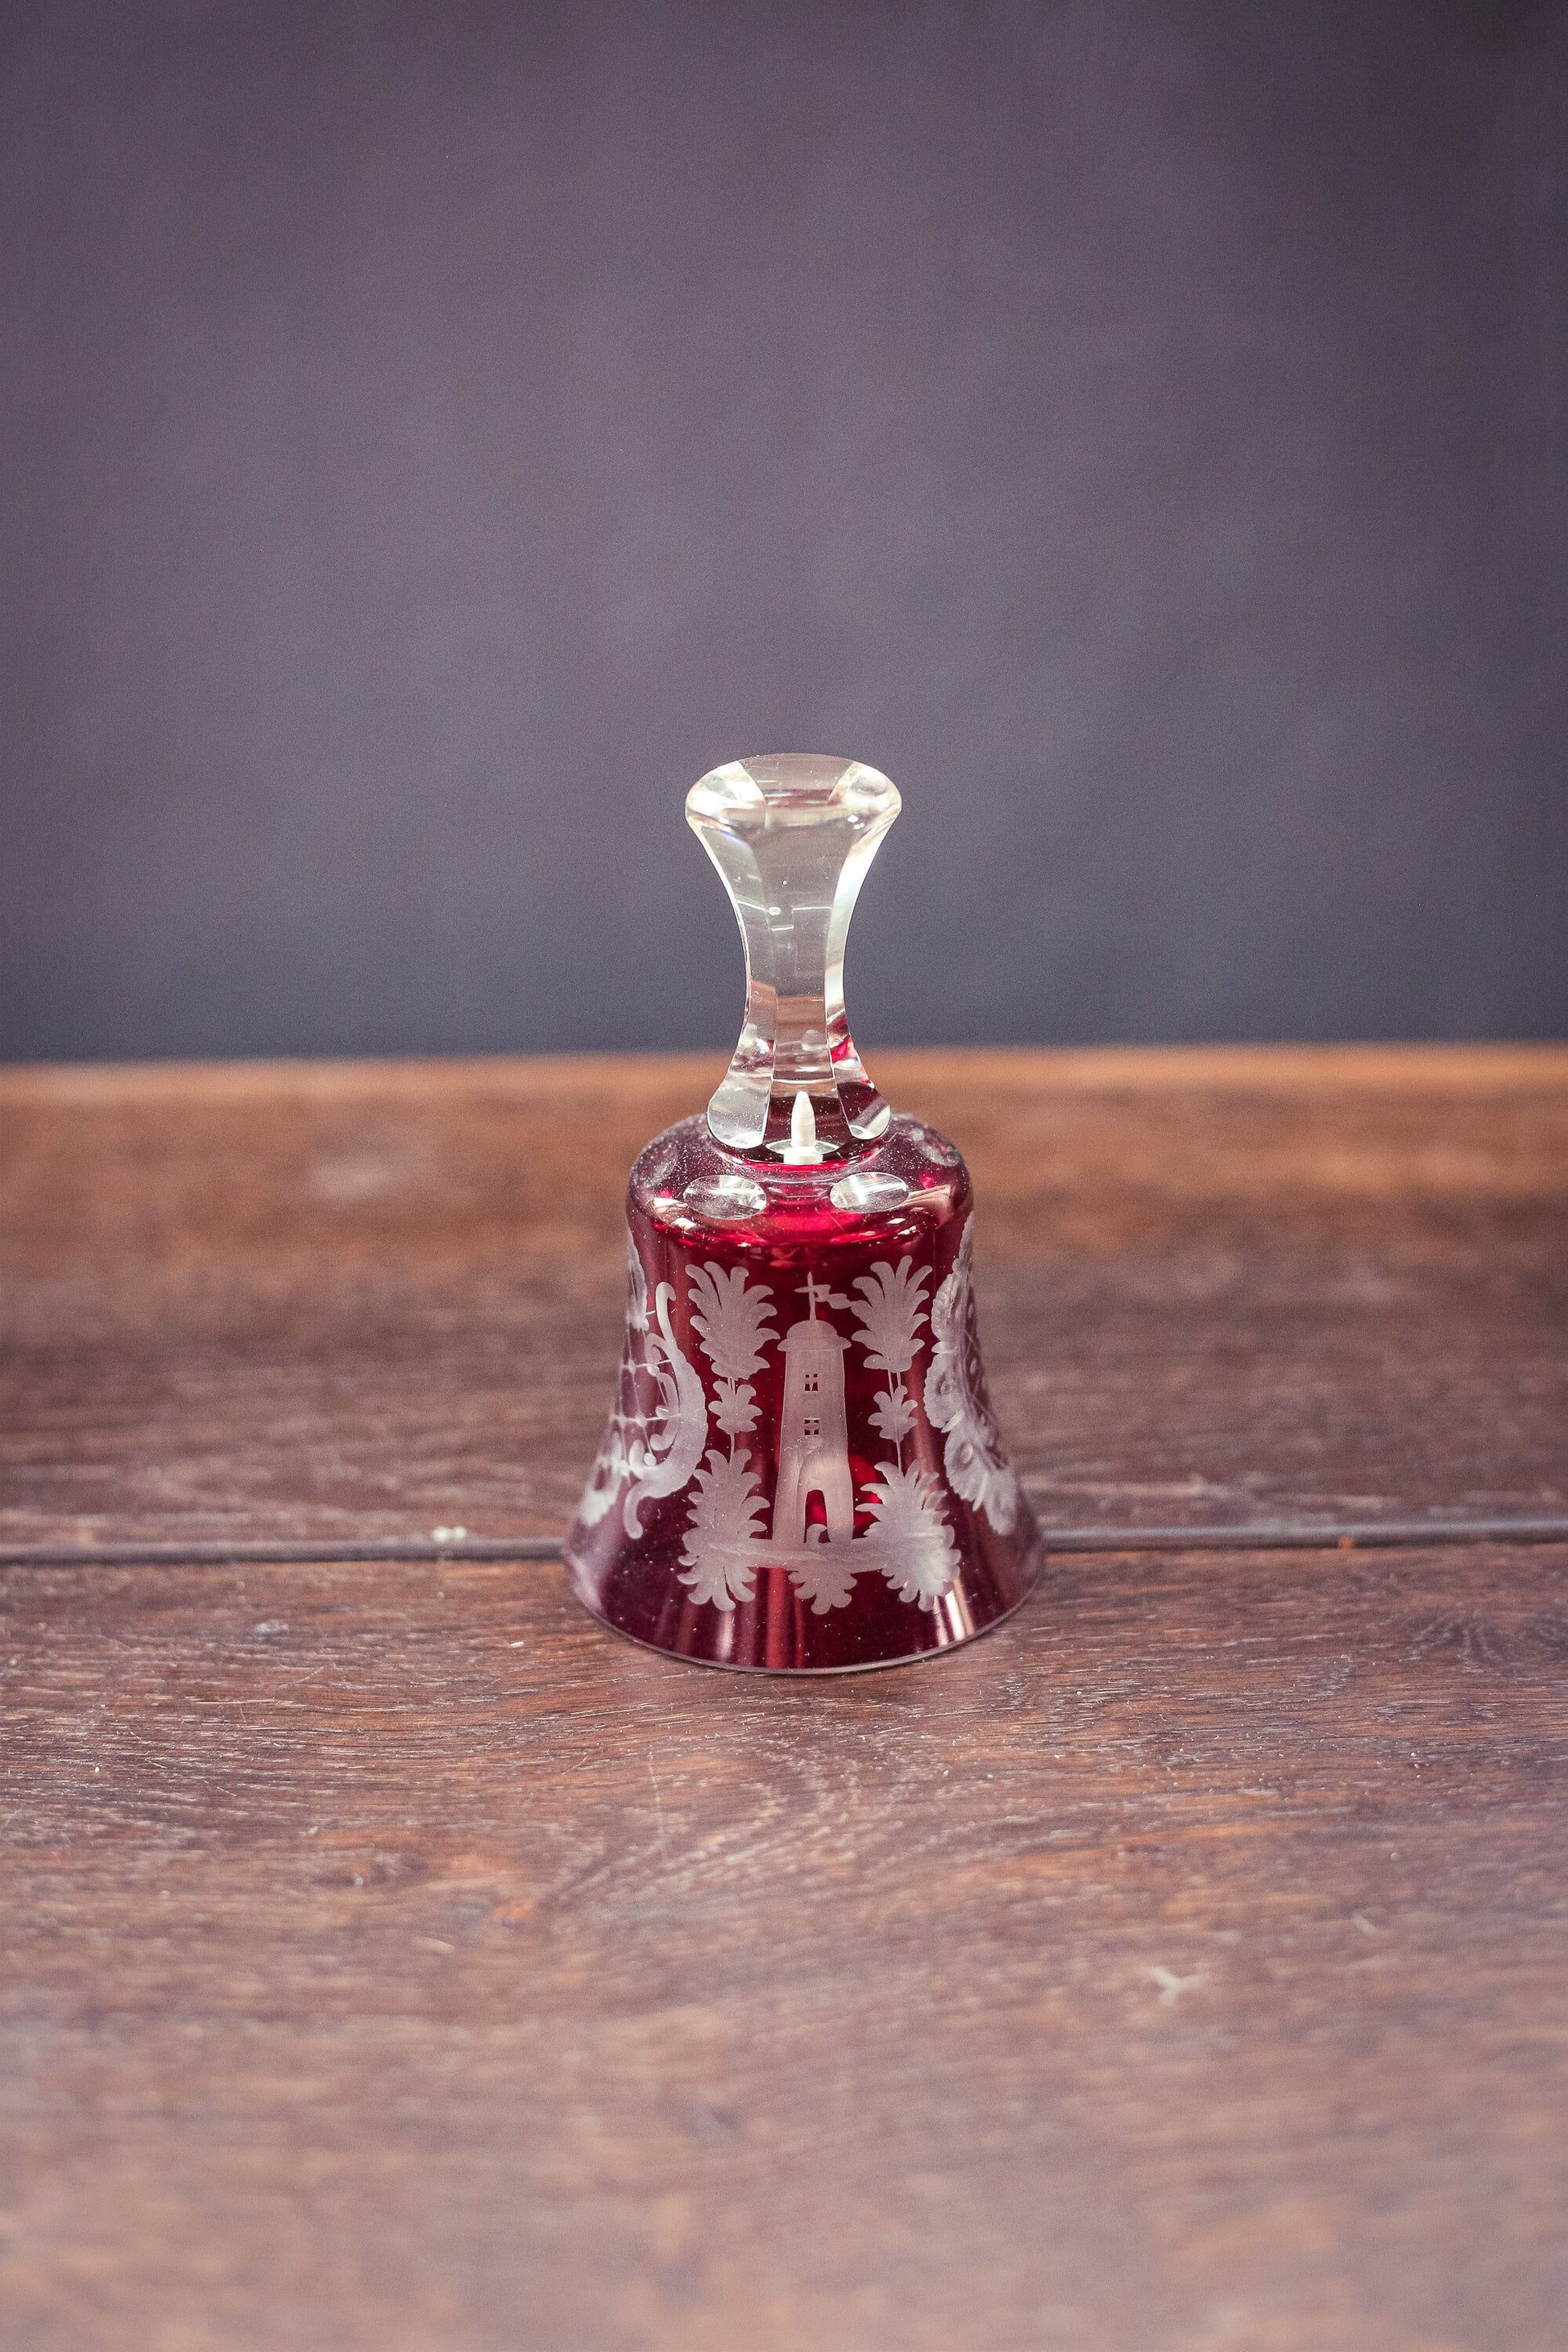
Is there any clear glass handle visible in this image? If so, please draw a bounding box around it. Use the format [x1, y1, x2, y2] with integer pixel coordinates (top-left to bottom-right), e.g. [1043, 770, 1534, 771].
[687, 753, 900, 1160]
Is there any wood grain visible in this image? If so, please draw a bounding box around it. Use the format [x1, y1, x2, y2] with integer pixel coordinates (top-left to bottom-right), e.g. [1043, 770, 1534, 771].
[3, 1050, 1566, 2347]
[2, 1541, 1564, 2352]
[2, 1049, 1565, 1549]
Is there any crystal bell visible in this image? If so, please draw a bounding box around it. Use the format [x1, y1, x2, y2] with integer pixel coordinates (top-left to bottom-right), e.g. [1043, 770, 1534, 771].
[565, 755, 1041, 1671]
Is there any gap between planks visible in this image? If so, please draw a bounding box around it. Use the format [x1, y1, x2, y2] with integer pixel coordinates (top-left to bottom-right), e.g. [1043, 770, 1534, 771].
[2, 1518, 1566, 1568]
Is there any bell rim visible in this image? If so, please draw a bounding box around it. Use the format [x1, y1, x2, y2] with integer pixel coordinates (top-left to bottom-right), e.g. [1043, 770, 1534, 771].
[561, 1545, 1045, 1677]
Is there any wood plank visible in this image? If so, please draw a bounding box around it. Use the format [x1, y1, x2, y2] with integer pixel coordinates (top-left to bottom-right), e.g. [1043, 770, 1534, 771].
[2, 1542, 1564, 2350]
[2, 1048, 1565, 1549]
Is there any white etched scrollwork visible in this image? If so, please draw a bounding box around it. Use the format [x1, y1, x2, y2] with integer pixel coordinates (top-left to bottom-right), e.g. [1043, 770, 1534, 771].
[576, 1240, 708, 1536]
[623, 1276, 708, 1536]
[926, 1219, 1022, 1536]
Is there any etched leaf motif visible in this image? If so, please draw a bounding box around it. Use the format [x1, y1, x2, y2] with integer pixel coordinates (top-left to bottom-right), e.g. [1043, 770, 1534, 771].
[711, 1378, 760, 1438]
[860, 1463, 959, 1607]
[622, 1279, 709, 1538]
[786, 1541, 860, 1614]
[848, 1259, 930, 1380]
[868, 1385, 917, 1449]
[678, 1448, 768, 1608]
[687, 1262, 777, 1382]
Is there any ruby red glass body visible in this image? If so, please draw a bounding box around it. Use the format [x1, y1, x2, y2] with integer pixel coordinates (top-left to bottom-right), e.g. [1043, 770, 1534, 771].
[566, 1112, 1040, 1672]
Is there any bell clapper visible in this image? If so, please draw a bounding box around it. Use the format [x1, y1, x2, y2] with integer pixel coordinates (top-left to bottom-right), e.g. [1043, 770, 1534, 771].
[778, 1090, 826, 1165]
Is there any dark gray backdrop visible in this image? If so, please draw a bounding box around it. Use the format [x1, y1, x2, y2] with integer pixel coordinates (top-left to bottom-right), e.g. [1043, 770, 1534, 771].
[3, 0, 1565, 1060]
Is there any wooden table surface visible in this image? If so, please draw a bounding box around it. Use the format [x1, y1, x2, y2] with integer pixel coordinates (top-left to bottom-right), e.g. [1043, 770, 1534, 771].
[2, 1046, 1565, 2351]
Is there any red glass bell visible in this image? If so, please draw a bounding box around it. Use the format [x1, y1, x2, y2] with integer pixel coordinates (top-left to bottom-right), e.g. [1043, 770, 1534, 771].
[566, 754, 1041, 1671]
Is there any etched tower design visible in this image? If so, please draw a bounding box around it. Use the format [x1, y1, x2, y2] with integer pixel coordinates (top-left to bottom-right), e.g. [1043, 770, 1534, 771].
[772, 1274, 853, 1545]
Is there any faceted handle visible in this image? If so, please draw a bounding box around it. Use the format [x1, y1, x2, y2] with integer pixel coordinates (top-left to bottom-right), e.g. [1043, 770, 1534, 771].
[687, 753, 899, 1159]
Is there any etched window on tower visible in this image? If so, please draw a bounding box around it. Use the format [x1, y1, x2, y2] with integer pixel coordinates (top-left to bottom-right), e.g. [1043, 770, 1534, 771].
[803, 1370, 819, 1392]
[803, 1416, 822, 1438]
